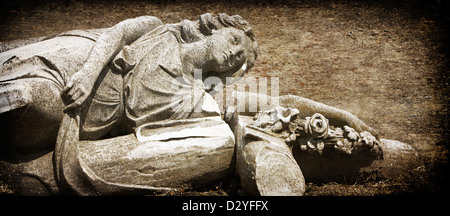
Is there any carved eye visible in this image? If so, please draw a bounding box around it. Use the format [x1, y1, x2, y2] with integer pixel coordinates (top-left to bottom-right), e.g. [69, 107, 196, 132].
[232, 36, 238, 45]
[236, 52, 241, 60]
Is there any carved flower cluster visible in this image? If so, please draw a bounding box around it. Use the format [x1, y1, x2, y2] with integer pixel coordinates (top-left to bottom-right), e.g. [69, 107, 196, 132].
[251, 106, 303, 144]
[251, 107, 382, 157]
[332, 126, 381, 155]
[252, 107, 299, 130]
[300, 124, 380, 155]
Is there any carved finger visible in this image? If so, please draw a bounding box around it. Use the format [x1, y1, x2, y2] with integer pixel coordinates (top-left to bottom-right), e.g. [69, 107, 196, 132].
[66, 87, 79, 100]
[64, 103, 76, 112]
[61, 80, 74, 96]
[64, 100, 82, 112]
[71, 90, 84, 103]
[61, 86, 70, 97]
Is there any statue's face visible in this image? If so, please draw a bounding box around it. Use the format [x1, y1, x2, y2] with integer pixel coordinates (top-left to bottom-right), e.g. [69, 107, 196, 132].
[205, 28, 252, 73]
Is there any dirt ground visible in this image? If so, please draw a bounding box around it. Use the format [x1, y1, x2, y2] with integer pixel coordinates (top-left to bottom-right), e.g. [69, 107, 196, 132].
[0, 0, 449, 196]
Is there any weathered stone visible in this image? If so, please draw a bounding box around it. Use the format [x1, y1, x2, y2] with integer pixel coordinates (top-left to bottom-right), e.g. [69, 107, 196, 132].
[0, 151, 59, 195]
[1, 13, 258, 195]
[291, 139, 419, 183]
[237, 112, 419, 193]
[72, 117, 236, 195]
[235, 116, 305, 196]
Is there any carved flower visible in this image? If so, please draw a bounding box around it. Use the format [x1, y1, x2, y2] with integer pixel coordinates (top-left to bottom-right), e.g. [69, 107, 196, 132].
[304, 113, 329, 138]
[299, 143, 308, 151]
[271, 120, 285, 132]
[308, 139, 325, 154]
[274, 106, 299, 124]
[285, 133, 297, 143]
[334, 138, 353, 154]
[358, 131, 377, 148]
[252, 106, 299, 132]
[343, 126, 359, 141]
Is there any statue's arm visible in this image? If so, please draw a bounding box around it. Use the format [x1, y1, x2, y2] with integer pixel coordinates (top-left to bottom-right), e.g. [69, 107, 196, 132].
[232, 91, 378, 137]
[62, 16, 163, 110]
[279, 94, 377, 136]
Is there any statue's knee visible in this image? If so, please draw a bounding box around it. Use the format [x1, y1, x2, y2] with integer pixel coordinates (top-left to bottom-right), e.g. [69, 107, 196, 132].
[4, 82, 64, 153]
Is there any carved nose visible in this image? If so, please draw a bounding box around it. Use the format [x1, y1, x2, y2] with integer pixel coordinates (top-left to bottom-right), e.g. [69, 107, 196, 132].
[229, 51, 235, 63]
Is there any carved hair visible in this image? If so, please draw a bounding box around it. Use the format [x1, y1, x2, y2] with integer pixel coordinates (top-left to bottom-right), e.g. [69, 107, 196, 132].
[199, 13, 256, 42]
[169, 13, 256, 44]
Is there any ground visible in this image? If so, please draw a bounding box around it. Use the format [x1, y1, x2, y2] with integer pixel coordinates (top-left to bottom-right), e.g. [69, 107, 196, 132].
[0, 0, 448, 196]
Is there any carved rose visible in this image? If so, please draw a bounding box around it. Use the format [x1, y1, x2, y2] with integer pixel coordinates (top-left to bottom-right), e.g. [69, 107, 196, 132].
[304, 113, 329, 138]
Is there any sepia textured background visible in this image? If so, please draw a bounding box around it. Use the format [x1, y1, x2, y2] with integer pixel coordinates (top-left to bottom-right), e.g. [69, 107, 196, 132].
[1, 0, 448, 195]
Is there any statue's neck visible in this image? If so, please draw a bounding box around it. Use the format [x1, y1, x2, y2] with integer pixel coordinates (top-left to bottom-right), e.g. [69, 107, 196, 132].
[180, 41, 211, 76]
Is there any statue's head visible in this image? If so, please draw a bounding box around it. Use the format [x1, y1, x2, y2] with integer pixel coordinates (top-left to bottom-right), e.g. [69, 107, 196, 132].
[198, 13, 258, 81]
[203, 27, 256, 74]
[171, 13, 258, 83]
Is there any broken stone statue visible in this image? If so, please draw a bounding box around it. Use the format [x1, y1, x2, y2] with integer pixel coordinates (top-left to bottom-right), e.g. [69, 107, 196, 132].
[0, 13, 418, 195]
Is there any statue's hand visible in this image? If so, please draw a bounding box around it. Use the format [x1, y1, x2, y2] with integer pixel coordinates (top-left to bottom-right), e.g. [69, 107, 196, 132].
[61, 70, 95, 111]
[344, 114, 379, 140]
